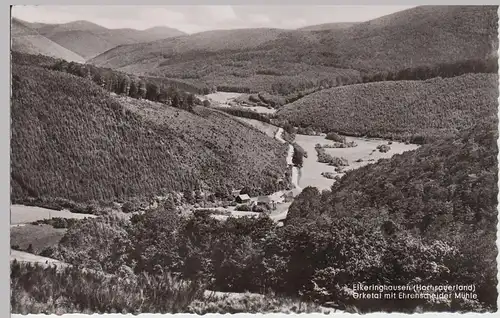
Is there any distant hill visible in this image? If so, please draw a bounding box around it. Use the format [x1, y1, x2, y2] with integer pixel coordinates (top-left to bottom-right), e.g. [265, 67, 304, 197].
[298, 22, 359, 31]
[89, 5, 498, 97]
[18, 19, 187, 60]
[11, 18, 85, 63]
[90, 28, 288, 69]
[276, 73, 499, 143]
[11, 62, 289, 204]
[316, 5, 499, 71]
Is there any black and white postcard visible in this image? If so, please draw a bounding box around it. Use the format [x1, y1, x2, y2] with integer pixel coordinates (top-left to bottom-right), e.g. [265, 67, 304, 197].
[8, 4, 500, 314]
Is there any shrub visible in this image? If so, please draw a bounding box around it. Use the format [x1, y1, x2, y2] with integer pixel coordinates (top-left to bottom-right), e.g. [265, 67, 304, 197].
[325, 132, 346, 143]
[10, 261, 206, 314]
[235, 204, 251, 211]
[321, 172, 336, 179]
[252, 205, 265, 213]
[376, 144, 391, 153]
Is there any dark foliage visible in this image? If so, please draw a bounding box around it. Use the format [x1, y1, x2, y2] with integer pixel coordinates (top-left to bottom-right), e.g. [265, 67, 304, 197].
[212, 107, 272, 124]
[360, 57, 498, 84]
[277, 73, 499, 143]
[11, 63, 288, 204]
[325, 132, 346, 143]
[31, 217, 84, 229]
[287, 119, 499, 311]
[89, 6, 497, 98]
[292, 144, 305, 167]
[10, 260, 205, 314]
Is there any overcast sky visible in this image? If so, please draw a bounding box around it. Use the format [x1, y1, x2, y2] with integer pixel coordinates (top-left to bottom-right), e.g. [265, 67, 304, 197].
[11, 5, 415, 34]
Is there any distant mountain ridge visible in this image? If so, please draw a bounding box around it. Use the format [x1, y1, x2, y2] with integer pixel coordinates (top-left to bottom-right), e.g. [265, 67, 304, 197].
[11, 18, 85, 63]
[13, 18, 187, 60]
[298, 22, 360, 31]
[88, 5, 498, 97]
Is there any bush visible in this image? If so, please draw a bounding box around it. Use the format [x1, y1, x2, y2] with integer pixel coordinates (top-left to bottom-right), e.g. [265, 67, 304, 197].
[235, 204, 251, 211]
[376, 144, 391, 153]
[122, 200, 142, 213]
[10, 261, 206, 314]
[316, 147, 349, 167]
[325, 132, 346, 143]
[252, 205, 265, 213]
[292, 145, 305, 167]
[321, 172, 336, 179]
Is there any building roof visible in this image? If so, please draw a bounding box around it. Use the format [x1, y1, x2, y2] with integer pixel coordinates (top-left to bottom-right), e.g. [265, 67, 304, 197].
[237, 194, 250, 201]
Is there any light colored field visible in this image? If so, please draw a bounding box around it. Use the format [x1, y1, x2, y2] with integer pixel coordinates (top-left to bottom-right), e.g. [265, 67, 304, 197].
[295, 135, 419, 191]
[204, 92, 277, 114]
[205, 92, 242, 104]
[245, 106, 277, 114]
[323, 136, 420, 172]
[10, 205, 97, 225]
[10, 249, 70, 268]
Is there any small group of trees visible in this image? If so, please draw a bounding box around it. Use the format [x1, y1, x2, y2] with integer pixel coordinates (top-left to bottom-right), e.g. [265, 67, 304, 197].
[292, 143, 306, 167]
[212, 107, 272, 123]
[50, 60, 199, 112]
[315, 145, 349, 167]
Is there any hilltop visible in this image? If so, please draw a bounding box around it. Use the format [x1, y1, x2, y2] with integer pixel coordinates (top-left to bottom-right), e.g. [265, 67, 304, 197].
[316, 5, 499, 71]
[89, 5, 498, 97]
[297, 22, 359, 31]
[18, 18, 187, 60]
[11, 62, 289, 205]
[275, 73, 499, 143]
[11, 18, 85, 63]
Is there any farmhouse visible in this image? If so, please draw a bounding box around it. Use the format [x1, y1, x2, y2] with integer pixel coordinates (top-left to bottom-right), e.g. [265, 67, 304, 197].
[235, 194, 251, 203]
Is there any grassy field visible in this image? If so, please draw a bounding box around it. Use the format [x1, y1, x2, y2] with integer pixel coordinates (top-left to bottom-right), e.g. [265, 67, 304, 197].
[10, 205, 97, 225]
[11, 224, 66, 253]
[294, 134, 420, 190]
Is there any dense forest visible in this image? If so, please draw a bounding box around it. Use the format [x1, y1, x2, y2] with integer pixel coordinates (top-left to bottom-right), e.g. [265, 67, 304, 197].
[287, 118, 498, 310]
[11, 62, 289, 206]
[276, 73, 499, 143]
[27, 118, 499, 311]
[89, 6, 498, 99]
[11, 52, 212, 105]
[13, 119, 497, 313]
[9, 5, 500, 314]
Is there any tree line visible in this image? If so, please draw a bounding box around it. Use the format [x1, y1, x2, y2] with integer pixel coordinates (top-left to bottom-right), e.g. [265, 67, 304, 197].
[360, 57, 498, 84]
[50, 60, 202, 112]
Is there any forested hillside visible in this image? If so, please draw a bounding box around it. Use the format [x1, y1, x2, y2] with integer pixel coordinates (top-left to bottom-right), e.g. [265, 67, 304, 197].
[276, 73, 499, 143]
[286, 118, 498, 308]
[31, 120, 498, 313]
[11, 63, 288, 204]
[89, 6, 497, 98]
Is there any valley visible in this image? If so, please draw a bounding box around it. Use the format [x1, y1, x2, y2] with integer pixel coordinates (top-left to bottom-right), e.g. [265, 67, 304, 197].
[9, 4, 499, 315]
